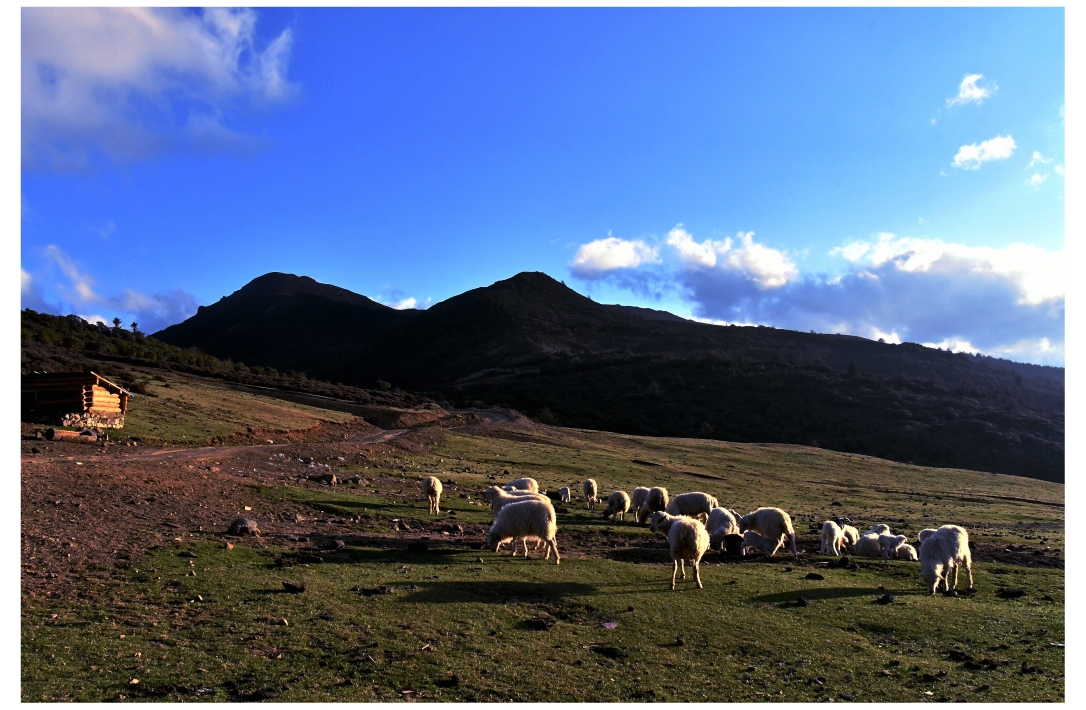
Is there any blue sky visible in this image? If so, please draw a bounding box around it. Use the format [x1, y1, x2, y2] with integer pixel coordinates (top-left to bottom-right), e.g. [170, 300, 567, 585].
[20, 7, 1065, 365]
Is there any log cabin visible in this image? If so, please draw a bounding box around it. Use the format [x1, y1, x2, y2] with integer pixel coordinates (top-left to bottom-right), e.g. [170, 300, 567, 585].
[21, 371, 132, 429]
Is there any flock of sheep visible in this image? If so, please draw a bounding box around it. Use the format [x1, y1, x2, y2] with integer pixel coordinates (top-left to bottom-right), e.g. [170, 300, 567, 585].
[420, 475, 974, 594]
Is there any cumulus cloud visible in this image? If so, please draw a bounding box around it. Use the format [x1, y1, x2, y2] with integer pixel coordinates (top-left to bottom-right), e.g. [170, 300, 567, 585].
[1027, 151, 1054, 168]
[946, 73, 996, 107]
[22, 7, 294, 169]
[27, 245, 199, 331]
[663, 225, 797, 288]
[570, 236, 660, 278]
[1026, 173, 1047, 187]
[952, 134, 1016, 170]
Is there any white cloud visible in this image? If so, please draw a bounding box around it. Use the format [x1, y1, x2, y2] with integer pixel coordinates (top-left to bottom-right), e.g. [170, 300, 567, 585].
[1054, 165, 1064, 176]
[22, 8, 294, 169]
[1027, 151, 1054, 168]
[570, 236, 660, 278]
[946, 73, 996, 107]
[390, 297, 417, 310]
[870, 327, 902, 345]
[77, 314, 110, 326]
[1026, 173, 1047, 187]
[952, 134, 1016, 170]
[665, 226, 796, 289]
[921, 337, 978, 354]
[836, 233, 1062, 306]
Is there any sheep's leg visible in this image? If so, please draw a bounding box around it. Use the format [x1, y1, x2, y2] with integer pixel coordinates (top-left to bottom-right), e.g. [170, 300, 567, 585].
[671, 560, 678, 590]
[965, 559, 974, 590]
[949, 562, 958, 591]
[521, 538, 531, 558]
[680, 559, 687, 579]
[549, 538, 560, 565]
[694, 559, 703, 589]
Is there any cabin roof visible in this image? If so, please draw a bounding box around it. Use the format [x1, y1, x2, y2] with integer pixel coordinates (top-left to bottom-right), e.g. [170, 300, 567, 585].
[22, 371, 133, 397]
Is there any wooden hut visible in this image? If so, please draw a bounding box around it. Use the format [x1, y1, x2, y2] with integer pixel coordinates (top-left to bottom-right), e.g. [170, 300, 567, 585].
[21, 371, 132, 429]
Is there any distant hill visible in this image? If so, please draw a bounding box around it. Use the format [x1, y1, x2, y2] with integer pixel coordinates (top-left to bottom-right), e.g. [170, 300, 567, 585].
[154, 271, 1065, 482]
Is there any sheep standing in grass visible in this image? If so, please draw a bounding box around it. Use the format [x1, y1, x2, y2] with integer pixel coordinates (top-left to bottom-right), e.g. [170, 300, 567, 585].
[706, 507, 740, 550]
[421, 476, 443, 514]
[630, 487, 650, 520]
[864, 524, 891, 536]
[738, 507, 798, 557]
[740, 529, 784, 557]
[503, 477, 539, 493]
[841, 525, 860, 550]
[486, 499, 560, 565]
[820, 520, 845, 556]
[650, 512, 709, 590]
[583, 479, 598, 510]
[557, 486, 571, 503]
[920, 525, 973, 594]
[878, 533, 909, 559]
[897, 543, 919, 561]
[636, 486, 669, 523]
[602, 491, 632, 522]
[666, 492, 719, 522]
[483, 486, 549, 513]
[853, 533, 882, 558]
[917, 528, 938, 544]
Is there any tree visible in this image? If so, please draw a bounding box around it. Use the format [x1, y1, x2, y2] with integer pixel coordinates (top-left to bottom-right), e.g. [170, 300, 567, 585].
[130, 322, 140, 334]
[112, 317, 122, 329]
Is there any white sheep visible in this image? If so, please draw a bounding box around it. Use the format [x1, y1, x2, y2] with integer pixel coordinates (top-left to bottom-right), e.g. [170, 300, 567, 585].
[917, 528, 938, 543]
[502, 477, 539, 493]
[636, 486, 669, 523]
[583, 479, 598, 510]
[483, 486, 549, 513]
[630, 487, 650, 519]
[738, 507, 798, 557]
[740, 529, 784, 557]
[841, 525, 860, 549]
[486, 499, 560, 565]
[897, 543, 919, 561]
[665, 492, 719, 522]
[853, 533, 882, 558]
[422, 476, 443, 515]
[878, 533, 909, 559]
[820, 520, 844, 556]
[706, 507, 739, 550]
[919, 525, 973, 594]
[864, 524, 891, 536]
[649, 512, 709, 590]
[557, 486, 571, 503]
[602, 491, 632, 522]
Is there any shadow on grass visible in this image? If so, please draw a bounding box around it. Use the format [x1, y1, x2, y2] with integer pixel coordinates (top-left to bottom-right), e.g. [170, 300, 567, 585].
[749, 587, 925, 604]
[400, 580, 597, 604]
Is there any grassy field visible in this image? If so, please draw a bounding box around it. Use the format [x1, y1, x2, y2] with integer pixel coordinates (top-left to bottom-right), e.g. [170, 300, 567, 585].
[22, 377, 1064, 702]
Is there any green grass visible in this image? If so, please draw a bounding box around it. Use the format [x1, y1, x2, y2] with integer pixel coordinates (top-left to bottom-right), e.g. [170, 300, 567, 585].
[23, 539, 1064, 702]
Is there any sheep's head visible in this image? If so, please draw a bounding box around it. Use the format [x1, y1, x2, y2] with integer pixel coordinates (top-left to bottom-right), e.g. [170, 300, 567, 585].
[649, 511, 671, 534]
[485, 530, 507, 552]
[920, 559, 943, 594]
[737, 514, 752, 533]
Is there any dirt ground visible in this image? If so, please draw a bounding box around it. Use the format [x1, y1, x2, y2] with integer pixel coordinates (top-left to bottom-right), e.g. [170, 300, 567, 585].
[21, 414, 1061, 611]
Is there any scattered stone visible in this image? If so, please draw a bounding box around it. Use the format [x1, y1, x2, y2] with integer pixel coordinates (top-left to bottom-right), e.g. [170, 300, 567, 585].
[322, 539, 347, 551]
[524, 617, 557, 631]
[278, 618, 289, 626]
[840, 693, 854, 701]
[676, 636, 685, 646]
[627, 605, 635, 612]
[282, 581, 306, 594]
[796, 595, 810, 607]
[435, 675, 461, 688]
[591, 645, 628, 659]
[227, 518, 260, 536]
[922, 673, 938, 682]
[876, 594, 894, 605]
[805, 572, 825, 580]
[602, 622, 618, 630]
[881, 670, 891, 676]
[975, 685, 990, 692]
[997, 588, 1027, 599]
[357, 586, 395, 596]
[178, 551, 198, 558]
[224, 542, 234, 550]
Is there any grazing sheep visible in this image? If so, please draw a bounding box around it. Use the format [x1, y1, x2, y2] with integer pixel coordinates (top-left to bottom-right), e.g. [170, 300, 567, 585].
[483, 486, 550, 513]
[920, 525, 973, 594]
[740, 529, 784, 557]
[841, 525, 861, 549]
[853, 533, 882, 558]
[602, 491, 632, 521]
[864, 524, 891, 536]
[502, 477, 539, 493]
[486, 499, 560, 565]
[820, 520, 845, 556]
[649, 512, 710, 590]
[706, 507, 740, 550]
[636, 486, 670, 523]
[583, 479, 598, 510]
[630, 487, 650, 520]
[665, 492, 719, 522]
[738, 507, 798, 557]
[557, 486, 571, 503]
[878, 533, 909, 559]
[422, 476, 443, 515]
[897, 543, 919, 561]
[917, 528, 938, 544]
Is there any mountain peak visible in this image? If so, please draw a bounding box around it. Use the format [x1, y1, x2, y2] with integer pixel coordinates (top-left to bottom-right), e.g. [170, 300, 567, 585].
[233, 272, 386, 308]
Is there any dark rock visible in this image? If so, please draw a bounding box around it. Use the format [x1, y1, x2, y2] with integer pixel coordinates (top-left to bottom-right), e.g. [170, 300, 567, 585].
[805, 572, 825, 580]
[322, 539, 347, 551]
[840, 693, 854, 701]
[435, 675, 461, 688]
[524, 617, 557, 631]
[591, 645, 628, 659]
[676, 635, 685, 646]
[282, 581, 306, 594]
[998, 588, 1026, 599]
[796, 595, 810, 607]
[922, 673, 938, 682]
[178, 551, 198, 558]
[876, 594, 894, 605]
[834, 556, 853, 569]
[627, 605, 635, 612]
[227, 518, 260, 536]
[307, 473, 338, 485]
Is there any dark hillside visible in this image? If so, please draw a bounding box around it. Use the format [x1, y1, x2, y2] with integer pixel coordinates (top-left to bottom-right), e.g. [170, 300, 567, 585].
[152, 271, 1064, 481]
